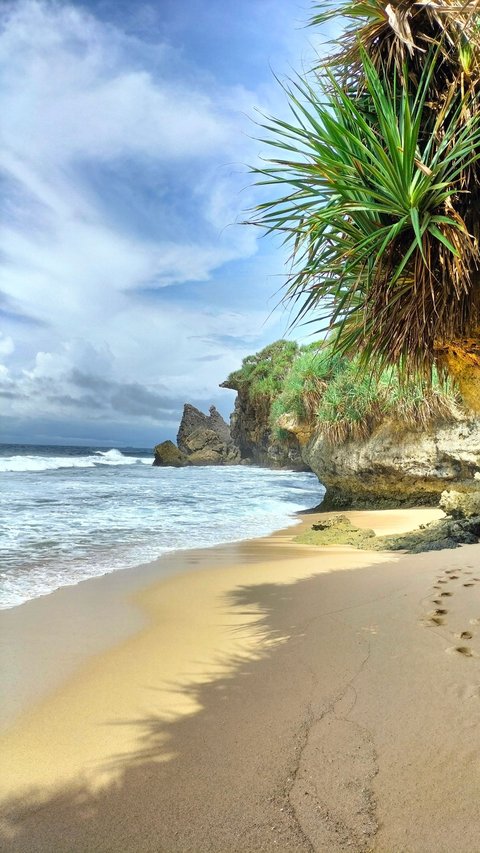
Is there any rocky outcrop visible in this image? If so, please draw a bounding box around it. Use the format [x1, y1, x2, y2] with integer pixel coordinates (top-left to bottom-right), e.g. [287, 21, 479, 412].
[296, 417, 480, 509]
[177, 404, 240, 465]
[439, 487, 480, 518]
[219, 337, 480, 499]
[178, 404, 240, 465]
[222, 384, 307, 470]
[153, 440, 189, 467]
[295, 513, 480, 553]
[153, 405, 240, 468]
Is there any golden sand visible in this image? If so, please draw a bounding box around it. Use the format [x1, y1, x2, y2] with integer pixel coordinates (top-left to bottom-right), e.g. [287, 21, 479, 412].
[2, 507, 480, 852]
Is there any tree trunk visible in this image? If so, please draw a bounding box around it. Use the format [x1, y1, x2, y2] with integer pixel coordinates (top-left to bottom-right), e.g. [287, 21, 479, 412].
[435, 337, 480, 412]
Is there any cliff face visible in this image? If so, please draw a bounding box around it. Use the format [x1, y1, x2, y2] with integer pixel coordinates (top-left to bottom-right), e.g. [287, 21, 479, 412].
[226, 387, 307, 470]
[222, 339, 480, 506]
[298, 417, 480, 509]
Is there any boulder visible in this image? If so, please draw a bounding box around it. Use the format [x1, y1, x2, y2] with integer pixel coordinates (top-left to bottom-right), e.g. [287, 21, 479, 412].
[153, 440, 189, 467]
[439, 488, 480, 518]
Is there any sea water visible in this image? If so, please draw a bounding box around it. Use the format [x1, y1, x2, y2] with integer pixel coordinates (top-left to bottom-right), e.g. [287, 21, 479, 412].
[0, 444, 323, 609]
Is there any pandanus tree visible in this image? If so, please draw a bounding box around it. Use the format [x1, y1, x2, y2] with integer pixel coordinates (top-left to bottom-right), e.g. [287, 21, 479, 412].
[252, 1, 480, 409]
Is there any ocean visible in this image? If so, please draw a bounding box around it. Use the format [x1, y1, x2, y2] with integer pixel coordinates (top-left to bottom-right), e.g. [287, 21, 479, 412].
[0, 444, 323, 610]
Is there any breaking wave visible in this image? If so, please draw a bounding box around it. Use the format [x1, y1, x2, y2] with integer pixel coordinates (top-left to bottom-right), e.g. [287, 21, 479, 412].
[0, 448, 151, 473]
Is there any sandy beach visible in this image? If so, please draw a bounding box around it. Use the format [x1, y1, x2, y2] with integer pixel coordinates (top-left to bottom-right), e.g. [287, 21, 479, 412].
[1, 507, 480, 852]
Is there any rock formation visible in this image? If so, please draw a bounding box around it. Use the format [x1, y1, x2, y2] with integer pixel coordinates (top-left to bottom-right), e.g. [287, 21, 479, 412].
[297, 416, 480, 509]
[220, 339, 480, 505]
[221, 381, 307, 470]
[177, 404, 240, 465]
[439, 486, 480, 518]
[153, 405, 240, 467]
[295, 512, 480, 552]
[153, 440, 189, 467]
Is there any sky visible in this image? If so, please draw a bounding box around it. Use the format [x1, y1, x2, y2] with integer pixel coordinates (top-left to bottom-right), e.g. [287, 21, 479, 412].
[0, 0, 327, 447]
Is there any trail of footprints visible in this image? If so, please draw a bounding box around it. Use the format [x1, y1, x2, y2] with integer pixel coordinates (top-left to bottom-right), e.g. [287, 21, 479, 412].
[425, 565, 480, 657]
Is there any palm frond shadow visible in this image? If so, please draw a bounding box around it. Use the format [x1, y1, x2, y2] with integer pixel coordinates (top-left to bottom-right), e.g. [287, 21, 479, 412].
[2, 568, 362, 852]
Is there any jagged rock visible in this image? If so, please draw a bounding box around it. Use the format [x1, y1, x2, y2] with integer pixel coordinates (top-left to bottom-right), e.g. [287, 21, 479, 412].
[439, 488, 480, 518]
[176, 404, 240, 465]
[183, 427, 240, 465]
[153, 440, 189, 467]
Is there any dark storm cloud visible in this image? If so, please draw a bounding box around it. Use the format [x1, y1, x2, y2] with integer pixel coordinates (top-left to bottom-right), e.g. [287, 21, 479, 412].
[0, 389, 27, 399]
[70, 370, 186, 419]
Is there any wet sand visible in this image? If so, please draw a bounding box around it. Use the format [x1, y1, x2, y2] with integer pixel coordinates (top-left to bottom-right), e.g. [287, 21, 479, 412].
[1, 507, 480, 852]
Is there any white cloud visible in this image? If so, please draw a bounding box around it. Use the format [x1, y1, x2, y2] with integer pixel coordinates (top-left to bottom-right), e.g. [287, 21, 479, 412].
[0, 0, 309, 438]
[0, 334, 14, 358]
[0, 1, 245, 163]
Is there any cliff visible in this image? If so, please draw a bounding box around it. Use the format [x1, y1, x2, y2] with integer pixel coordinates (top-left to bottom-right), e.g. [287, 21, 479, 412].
[226, 388, 306, 470]
[298, 416, 480, 509]
[223, 340, 480, 508]
[221, 341, 307, 470]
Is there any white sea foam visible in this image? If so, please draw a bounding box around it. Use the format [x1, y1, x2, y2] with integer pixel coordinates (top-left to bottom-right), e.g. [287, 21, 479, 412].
[0, 448, 151, 473]
[0, 448, 323, 610]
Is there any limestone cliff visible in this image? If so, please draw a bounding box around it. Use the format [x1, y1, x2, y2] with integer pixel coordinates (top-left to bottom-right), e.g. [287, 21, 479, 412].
[226, 389, 306, 470]
[287, 414, 480, 509]
[220, 340, 308, 470]
[222, 339, 480, 506]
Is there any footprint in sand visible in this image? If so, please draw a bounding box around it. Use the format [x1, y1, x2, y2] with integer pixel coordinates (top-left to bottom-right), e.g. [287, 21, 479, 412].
[464, 583, 475, 588]
[432, 599, 443, 605]
[457, 631, 474, 640]
[440, 591, 453, 597]
[427, 616, 445, 626]
[447, 646, 474, 657]
[469, 618, 480, 626]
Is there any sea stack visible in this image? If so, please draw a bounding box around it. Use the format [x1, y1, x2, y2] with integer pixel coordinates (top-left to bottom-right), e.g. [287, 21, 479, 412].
[153, 404, 241, 466]
[176, 404, 240, 465]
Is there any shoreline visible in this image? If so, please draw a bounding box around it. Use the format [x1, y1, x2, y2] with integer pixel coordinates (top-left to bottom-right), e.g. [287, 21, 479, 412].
[3, 506, 480, 852]
[0, 505, 442, 730]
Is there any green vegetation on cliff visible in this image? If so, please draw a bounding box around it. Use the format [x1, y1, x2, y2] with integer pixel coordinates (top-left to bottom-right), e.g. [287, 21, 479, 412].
[227, 340, 461, 446]
[225, 340, 299, 400]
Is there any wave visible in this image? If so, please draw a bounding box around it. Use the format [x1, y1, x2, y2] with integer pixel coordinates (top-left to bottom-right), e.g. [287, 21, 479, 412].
[0, 448, 152, 473]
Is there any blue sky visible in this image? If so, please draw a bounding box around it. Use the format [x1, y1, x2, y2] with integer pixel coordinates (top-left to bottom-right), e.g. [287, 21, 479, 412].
[0, 0, 327, 447]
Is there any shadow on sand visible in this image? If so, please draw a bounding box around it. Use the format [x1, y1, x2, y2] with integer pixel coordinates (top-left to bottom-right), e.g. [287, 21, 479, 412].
[0, 565, 374, 853]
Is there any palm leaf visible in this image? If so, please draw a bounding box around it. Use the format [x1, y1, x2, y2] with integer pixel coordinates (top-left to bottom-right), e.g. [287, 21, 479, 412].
[250, 50, 480, 378]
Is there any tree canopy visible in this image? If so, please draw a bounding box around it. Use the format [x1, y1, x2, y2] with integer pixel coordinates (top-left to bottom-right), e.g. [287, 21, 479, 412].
[252, 1, 480, 396]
